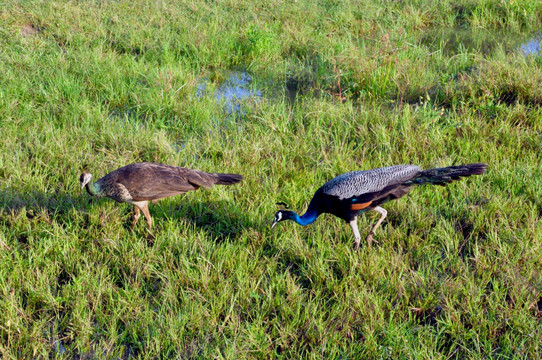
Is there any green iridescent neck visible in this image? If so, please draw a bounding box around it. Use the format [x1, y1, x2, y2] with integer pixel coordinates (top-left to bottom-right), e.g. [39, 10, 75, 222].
[85, 182, 103, 197]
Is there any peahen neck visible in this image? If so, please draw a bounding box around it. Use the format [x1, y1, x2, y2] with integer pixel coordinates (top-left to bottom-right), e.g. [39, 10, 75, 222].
[85, 182, 103, 197]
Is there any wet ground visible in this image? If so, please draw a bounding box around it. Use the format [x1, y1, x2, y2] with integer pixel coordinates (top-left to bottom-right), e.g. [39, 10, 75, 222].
[196, 70, 262, 115]
[421, 25, 542, 57]
[116, 27, 542, 129]
[520, 36, 542, 56]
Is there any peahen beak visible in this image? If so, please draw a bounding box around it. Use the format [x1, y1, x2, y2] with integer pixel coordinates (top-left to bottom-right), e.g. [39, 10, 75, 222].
[271, 219, 278, 229]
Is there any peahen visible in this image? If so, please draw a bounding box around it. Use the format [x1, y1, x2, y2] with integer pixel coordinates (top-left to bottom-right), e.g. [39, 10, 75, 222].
[271, 163, 487, 249]
[80, 162, 243, 229]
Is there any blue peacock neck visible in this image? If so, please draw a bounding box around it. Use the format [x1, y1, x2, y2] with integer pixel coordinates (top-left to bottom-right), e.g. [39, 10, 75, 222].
[292, 207, 319, 226]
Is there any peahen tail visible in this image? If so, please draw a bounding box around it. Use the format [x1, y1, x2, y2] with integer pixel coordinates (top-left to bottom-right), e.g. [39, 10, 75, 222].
[214, 173, 244, 185]
[410, 163, 487, 186]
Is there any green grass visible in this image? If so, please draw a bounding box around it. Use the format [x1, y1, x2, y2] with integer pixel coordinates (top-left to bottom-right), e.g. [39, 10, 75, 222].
[1, 0, 542, 358]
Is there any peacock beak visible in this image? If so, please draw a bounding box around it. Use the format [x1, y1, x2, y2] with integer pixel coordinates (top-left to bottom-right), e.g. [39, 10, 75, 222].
[271, 211, 283, 229]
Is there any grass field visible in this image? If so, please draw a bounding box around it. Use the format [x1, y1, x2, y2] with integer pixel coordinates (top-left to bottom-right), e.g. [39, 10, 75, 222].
[1, 0, 542, 358]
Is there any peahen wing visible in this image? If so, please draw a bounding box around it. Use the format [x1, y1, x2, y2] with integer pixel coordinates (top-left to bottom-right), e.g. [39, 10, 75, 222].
[111, 162, 219, 201]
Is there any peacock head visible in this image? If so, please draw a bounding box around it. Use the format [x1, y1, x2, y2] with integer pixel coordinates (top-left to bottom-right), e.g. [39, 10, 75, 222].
[271, 210, 296, 228]
[79, 172, 92, 190]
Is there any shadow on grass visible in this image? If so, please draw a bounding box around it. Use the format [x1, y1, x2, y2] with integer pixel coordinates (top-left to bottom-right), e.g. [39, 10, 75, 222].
[153, 198, 256, 243]
[0, 187, 257, 245]
[262, 241, 313, 289]
[0, 186, 90, 223]
[411, 305, 443, 327]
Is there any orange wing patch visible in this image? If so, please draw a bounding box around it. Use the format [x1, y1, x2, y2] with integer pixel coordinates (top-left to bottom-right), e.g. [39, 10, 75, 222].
[351, 201, 373, 210]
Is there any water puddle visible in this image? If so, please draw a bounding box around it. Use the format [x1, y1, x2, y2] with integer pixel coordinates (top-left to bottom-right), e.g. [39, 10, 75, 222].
[284, 75, 322, 104]
[421, 26, 510, 55]
[422, 26, 542, 58]
[194, 67, 326, 119]
[54, 339, 66, 355]
[196, 70, 262, 115]
[520, 36, 542, 57]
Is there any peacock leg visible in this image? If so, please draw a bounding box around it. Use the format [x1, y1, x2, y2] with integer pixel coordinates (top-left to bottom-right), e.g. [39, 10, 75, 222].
[349, 218, 362, 250]
[366, 206, 387, 246]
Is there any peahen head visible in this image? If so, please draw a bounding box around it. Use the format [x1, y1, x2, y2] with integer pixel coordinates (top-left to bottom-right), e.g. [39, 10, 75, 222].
[271, 210, 298, 228]
[79, 172, 92, 190]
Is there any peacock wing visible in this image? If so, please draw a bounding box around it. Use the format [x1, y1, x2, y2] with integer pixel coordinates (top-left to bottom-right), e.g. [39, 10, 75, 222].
[321, 165, 421, 201]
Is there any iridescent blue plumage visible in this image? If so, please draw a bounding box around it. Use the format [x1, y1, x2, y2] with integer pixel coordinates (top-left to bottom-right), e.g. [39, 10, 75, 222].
[292, 208, 319, 226]
[271, 163, 487, 249]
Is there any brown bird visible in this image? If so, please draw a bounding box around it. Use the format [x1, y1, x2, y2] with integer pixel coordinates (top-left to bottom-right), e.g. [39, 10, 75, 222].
[80, 162, 243, 229]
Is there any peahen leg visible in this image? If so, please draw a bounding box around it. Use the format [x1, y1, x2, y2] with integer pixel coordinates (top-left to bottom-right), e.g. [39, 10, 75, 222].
[140, 202, 153, 229]
[132, 201, 152, 230]
[132, 205, 141, 230]
[366, 206, 387, 246]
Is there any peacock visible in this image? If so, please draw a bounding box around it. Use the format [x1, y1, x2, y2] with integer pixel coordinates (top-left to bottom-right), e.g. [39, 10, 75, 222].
[80, 162, 243, 229]
[271, 163, 487, 249]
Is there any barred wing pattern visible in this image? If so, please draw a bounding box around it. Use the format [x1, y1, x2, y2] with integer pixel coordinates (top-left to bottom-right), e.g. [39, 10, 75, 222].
[271, 163, 486, 250]
[320, 165, 421, 200]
